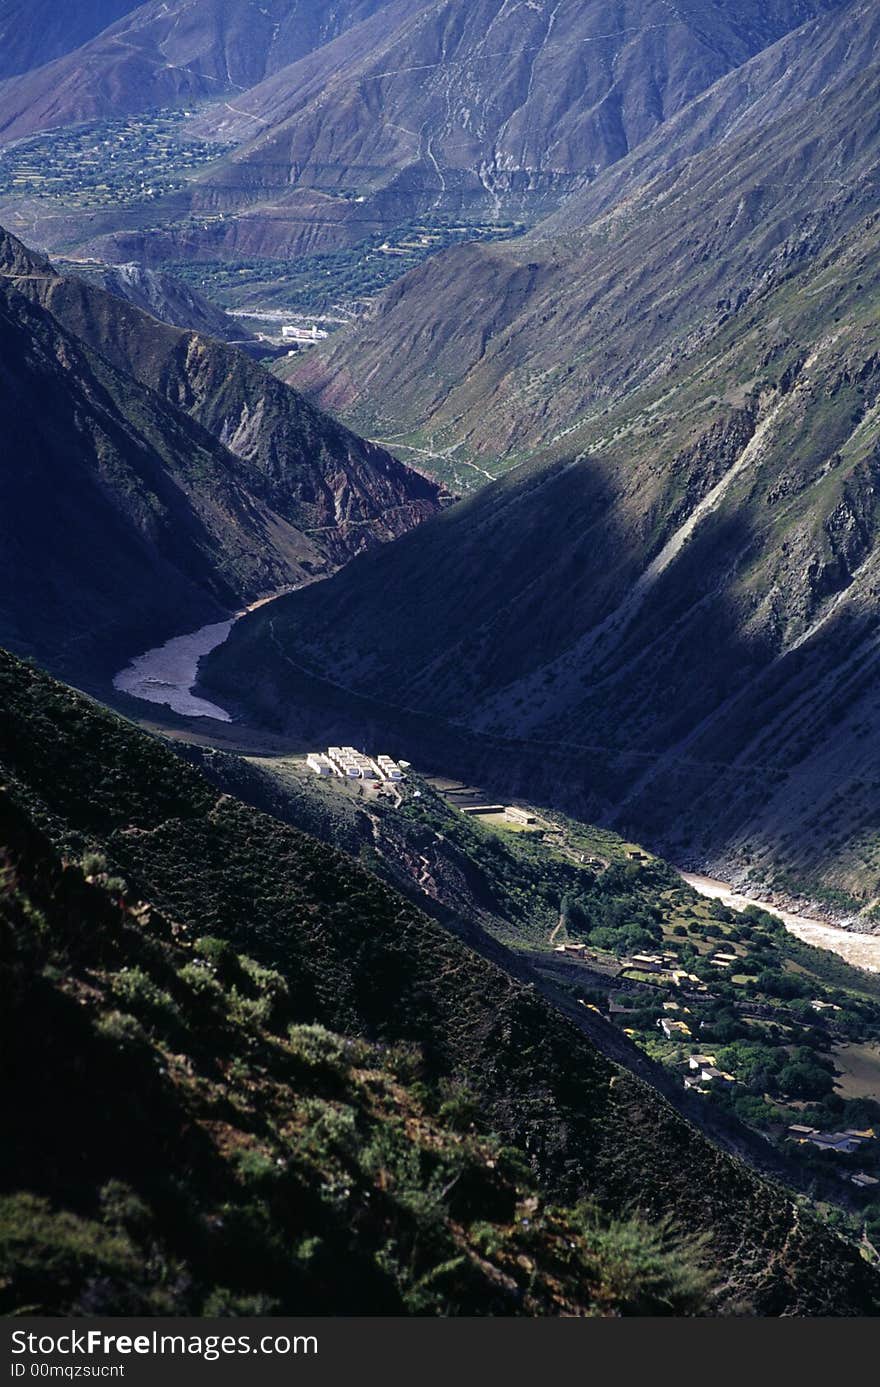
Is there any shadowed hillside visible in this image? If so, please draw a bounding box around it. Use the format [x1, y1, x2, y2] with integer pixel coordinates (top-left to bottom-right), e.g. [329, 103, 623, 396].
[0, 226, 443, 677]
[1, 649, 879, 1314]
[2, 760, 715, 1316]
[213, 4, 880, 899]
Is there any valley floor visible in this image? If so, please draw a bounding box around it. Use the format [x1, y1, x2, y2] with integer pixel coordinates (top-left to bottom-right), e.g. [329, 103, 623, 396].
[109, 599, 880, 976]
[681, 874, 880, 975]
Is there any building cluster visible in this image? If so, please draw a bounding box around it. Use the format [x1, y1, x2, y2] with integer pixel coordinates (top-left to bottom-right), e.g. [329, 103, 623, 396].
[787, 1124, 876, 1156]
[786, 1126, 879, 1187]
[306, 747, 405, 782]
[618, 952, 709, 992]
[660, 1017, 692, 1040]
[281, 323, 329, 345]
[708, 951, 739, 970]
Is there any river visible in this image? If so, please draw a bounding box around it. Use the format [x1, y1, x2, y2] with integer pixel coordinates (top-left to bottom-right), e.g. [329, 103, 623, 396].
[113, 589, 298, 721]
[680, 871, 880, 974]
[112, 616, 880, 974]
[113, 616, 237, 721]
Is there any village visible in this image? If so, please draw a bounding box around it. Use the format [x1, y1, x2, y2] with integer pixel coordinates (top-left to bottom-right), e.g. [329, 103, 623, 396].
[555, 937, 879, 1181]
[294, 755, 880, 1201]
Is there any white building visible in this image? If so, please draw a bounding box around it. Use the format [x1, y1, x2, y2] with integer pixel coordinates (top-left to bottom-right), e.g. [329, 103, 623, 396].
[281, 323, 329, 344]
[376, 755, 404, 781]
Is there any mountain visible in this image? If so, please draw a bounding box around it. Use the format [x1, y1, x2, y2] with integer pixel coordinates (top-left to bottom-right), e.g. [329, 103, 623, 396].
[290, 0, 880, 477]
[0, 226, 442, 676]
[0, 0, 396, 142]
[177, 0, 844, 257]
[0, 1, 141, 81]
[0, 662, 709, 1317]
[206, 7, 880, 903]
[0, 1, 845, 268]
[57, 259, 254, 343]
[6, 234, 446, 561]
[2, 646, 878, 1314]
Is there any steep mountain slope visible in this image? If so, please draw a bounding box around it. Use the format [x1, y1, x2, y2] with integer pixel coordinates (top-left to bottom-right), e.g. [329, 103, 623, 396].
[0, 227, 442, 676]
[4, 234, 445, 566]
[2, 768, 713, 1317]
[0, 271, 295, 675]
[291, 0, 880, 478]
[181, 0, 843, 258]
[0, 2, 844, 268]
[0, 1, 140, 81]
[2, 647, 879, 1315]
[207, 21, 880, 900]
[0, 0, 393, 141]
[58, 259, 254, 343]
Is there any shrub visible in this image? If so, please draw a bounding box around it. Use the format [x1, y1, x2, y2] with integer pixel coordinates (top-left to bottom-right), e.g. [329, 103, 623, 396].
[572, 1205, 710, 1316]
[298, 1099, 359, 1162]
[110, 967, 182, 1039]
[95, 1010, 149, 1051]
[99, 1182, 152, 1237]
[193, 936, 240, 985]
[233, 1149, 280, 1188]
[0, 1194, 154, 1316]
[287, 1023, 360, 1074]
[80, 852, 108, 879]
[437, 1079, 480, 1133]
[237, 956, 289, 1028]
[179, 961, 224, 1005]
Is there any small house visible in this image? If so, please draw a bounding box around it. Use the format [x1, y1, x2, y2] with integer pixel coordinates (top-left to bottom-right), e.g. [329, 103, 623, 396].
[660, 1018, 692, 1040]
[699, 1067, 736, 1086]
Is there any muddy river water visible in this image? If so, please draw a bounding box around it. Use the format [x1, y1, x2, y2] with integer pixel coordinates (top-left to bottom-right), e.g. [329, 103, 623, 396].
[112, 616, 880, 977]
[113, 617, 236, 721]
[680, 871, 880, 974]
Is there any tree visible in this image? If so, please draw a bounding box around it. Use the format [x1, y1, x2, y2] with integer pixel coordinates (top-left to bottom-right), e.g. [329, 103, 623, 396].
[777, 1061, 835, 1101]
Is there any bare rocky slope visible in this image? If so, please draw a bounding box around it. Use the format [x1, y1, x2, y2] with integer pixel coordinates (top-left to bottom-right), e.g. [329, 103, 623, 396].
[177, 0, 843, 257]
[0, 1, 844, 267]
[0, 0, 391, 140]
[0, 1, 140, 81]
[0, 226, 442, 677]
[291, 0, 880, 477]
[57, 260, 254, 344]
[206, 7, 880, 905]
[8, 238, 447, 566]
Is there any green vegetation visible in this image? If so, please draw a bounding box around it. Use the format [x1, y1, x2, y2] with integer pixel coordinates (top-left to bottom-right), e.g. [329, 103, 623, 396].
[394, 780, 678, 947]
[582, 889, 880, 1182]
[186, 753, 880, 1231]
[2, 650, 878, 1313]
[0, 109, 231, 209]
[162, 216, 526, 313]
[4, 812, 722, 1315]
